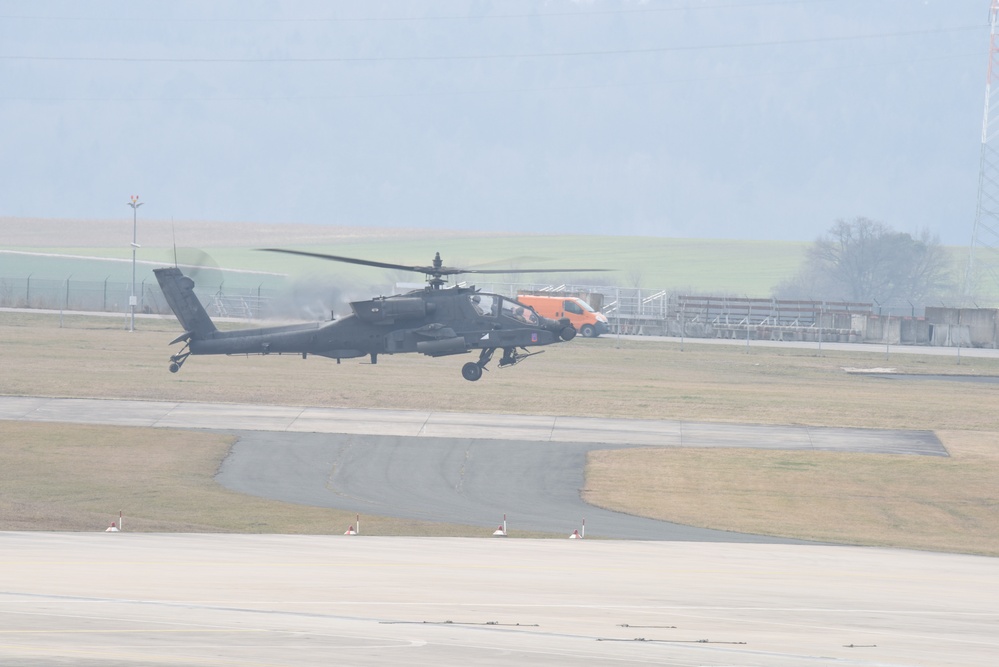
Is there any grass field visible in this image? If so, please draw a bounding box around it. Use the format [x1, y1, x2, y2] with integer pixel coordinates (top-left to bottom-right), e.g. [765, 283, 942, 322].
[585, 432, 999, 555]
[2, 310, 998, 554]
[3, 217, 984, 309]
[4, 235, 809, 296]
[0, 420, 552, 537]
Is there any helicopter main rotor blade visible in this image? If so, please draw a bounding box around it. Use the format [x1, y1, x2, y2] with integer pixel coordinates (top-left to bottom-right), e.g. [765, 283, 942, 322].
[461, 267, 613, 275]
[260, 248, 611, 277]
[260, 248, 435, 274]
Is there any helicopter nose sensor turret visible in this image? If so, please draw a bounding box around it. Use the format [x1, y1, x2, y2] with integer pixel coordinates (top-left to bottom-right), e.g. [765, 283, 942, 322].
[540, 315, 576, 341]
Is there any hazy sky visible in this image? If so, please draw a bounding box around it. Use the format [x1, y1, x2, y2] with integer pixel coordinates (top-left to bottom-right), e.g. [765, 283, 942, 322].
[0, 0, 987, 244]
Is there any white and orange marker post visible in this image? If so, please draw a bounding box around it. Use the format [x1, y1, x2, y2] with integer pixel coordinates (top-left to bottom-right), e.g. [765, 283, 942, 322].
[344, 515, 360, 535]
[569, 518, 585, 539]
[493, 514, 508, 537]
[119, 510, 123, 532]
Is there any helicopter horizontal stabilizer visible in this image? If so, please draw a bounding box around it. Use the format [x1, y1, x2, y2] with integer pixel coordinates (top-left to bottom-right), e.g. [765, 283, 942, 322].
[154, 267, 218, 340]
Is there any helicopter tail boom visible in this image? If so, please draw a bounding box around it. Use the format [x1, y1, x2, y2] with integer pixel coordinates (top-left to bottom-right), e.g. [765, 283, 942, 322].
[153, 267, 218, 340]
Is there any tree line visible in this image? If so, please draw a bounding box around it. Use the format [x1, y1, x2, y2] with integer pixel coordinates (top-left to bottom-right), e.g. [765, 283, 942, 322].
[773, 217, 956, 306]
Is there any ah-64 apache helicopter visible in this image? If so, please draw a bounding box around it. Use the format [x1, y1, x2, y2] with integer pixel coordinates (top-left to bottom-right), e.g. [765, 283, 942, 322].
[154, 249, 609, 381]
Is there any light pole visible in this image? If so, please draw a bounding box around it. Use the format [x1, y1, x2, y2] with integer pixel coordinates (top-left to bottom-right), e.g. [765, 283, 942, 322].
[127, 195, 143, 331]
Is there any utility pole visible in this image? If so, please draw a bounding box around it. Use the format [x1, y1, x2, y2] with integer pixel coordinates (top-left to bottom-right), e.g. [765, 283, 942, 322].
[127, 195, 143, 331]
[966, 0, 999, 298]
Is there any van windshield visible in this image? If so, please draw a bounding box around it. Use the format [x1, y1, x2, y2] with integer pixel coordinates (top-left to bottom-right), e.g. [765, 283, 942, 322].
[574, 298, 596, 313]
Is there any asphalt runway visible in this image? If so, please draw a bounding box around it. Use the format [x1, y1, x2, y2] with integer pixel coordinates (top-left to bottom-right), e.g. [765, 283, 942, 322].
[1, 396, 945, 540]
[218, 431, 778, 541]
[1, 533, 996, 667]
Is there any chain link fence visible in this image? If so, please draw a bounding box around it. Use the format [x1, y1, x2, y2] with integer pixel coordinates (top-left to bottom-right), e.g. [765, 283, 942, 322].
[3, 274, 992, 347]
[0, 275, 271, 320]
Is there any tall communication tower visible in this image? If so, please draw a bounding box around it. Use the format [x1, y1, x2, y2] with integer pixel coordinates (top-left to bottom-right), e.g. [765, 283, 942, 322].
[966, 0, 999, 298]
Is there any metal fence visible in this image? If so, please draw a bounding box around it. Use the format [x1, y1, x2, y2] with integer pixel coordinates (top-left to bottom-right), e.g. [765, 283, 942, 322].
[0, 275, 273, 320]
[472, 280, 879, 340]
[0, 275, 877, 335]
[9, 274, 987, 347]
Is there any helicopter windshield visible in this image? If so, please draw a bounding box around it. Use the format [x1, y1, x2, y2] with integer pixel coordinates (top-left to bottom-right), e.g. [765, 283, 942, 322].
[469, 293, 499, 316]
[502, 298, 539, 325]
[468, 294, 539, 324]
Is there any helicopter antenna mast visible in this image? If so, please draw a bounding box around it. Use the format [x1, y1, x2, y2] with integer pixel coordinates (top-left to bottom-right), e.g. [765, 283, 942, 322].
[965, 0, 999, 298]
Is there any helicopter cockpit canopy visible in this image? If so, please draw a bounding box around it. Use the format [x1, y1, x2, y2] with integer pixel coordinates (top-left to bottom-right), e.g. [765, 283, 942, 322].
[469, 294, 539, 325]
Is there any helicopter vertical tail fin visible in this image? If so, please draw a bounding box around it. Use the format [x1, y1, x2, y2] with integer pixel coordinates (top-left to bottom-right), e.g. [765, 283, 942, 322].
[153, 267, 218, 339]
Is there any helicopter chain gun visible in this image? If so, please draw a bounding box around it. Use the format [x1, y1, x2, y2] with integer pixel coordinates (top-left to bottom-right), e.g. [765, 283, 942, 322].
[154, 249, 609, 381]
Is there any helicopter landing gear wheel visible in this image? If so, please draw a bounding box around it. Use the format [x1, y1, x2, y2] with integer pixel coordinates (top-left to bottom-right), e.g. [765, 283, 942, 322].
[168, 348, 190, 374]
[461, 361, 483, 382]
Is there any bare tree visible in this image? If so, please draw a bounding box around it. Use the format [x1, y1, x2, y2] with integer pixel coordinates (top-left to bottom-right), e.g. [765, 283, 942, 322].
[775, 217, 953, 304]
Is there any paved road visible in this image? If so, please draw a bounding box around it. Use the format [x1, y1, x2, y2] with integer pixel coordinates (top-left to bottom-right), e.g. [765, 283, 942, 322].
[1, 396, 945, 540]
[611, 332, 999, 359]
[218, 431, 786, 541]
[2, 533, 996, 667]
[0, 396, 945, 456]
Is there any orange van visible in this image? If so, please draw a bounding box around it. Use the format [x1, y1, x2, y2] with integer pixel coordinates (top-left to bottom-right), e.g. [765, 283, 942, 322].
[516, 294, 609, 338]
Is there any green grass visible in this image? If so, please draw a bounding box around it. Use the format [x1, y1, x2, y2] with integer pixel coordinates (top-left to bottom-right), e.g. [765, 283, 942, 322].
[5, 236, 981, 301]
[2, 216, 983, 301]
[7, 236, 809, 296]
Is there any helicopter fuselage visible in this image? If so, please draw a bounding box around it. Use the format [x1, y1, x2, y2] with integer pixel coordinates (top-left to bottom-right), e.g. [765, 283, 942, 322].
[155, 267, 576, 381]
[189, 291, 564, 359]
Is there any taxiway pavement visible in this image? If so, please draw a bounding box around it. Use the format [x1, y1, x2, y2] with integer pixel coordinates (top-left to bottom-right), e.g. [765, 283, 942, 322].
[0, 396, 945, 540]
[1, 532, 995, 667]
[0, 396, 944, 455]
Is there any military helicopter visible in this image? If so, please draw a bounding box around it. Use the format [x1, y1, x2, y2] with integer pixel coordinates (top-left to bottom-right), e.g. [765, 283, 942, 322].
[154, 249, 609, 381]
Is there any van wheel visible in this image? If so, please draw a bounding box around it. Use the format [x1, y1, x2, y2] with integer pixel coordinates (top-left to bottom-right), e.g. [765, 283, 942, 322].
[580, 324, 596, 338]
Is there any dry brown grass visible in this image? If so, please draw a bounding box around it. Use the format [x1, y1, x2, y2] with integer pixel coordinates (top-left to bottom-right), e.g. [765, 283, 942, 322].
[4, 311, 999, 429]
[584, 431, 999, 556]
[2, 311, 999, 552]
[0, 421, 549, 537]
